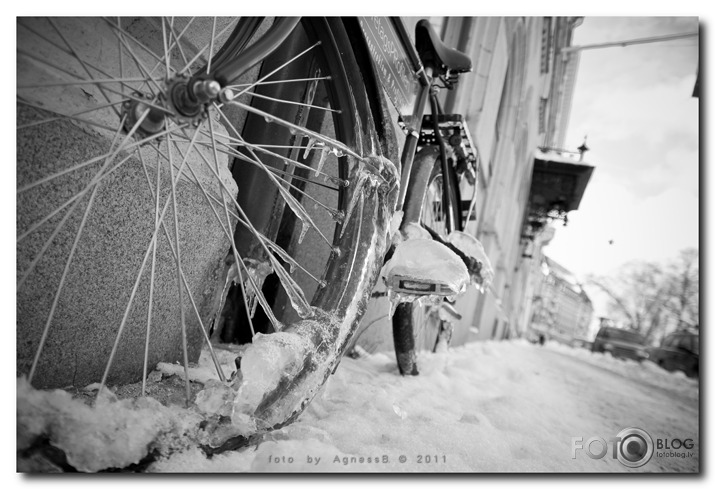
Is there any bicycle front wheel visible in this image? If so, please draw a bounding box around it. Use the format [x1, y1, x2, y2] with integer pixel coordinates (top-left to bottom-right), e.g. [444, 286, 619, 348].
[17, 16, 397, 436]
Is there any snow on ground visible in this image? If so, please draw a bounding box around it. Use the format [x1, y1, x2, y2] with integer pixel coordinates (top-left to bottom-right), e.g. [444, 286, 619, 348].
[151, 339, 699, 473]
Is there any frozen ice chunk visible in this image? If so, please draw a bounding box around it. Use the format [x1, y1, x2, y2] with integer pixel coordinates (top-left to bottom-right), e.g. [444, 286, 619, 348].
[195, 380, 236, 417]
[232, 332, 313, 424]
[446, 230, 494, 290]
[383, 238, 469, 299]
[402, 222, 431, 240]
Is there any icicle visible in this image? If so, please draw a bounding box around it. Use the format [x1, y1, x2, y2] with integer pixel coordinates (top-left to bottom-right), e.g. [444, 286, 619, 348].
[264, 116, 273, 124]
[303, 138, 317, 160]
[387, 289, 400, 319]
[248, 295, 258, 318]
[314, 146, 328, 176]
[266, 169, 329, 247]
[264, 252, 314, 319]
[263, 239, 298, 274]
[328, 209, 345, 224]
[241, 260, 282, 331]
[298, 220, 310, 244]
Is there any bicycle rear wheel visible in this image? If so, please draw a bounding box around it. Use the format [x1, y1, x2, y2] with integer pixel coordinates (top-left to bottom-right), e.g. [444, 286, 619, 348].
[17, 16, 397, 435]
[392, 147, 462, 374]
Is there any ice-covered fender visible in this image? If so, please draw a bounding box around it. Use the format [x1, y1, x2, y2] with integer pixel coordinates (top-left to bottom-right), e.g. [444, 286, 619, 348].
[231, 155, 399, 433]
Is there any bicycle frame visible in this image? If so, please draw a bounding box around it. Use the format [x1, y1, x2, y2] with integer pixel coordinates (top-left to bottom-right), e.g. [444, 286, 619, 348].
[356, 17, 433, 211]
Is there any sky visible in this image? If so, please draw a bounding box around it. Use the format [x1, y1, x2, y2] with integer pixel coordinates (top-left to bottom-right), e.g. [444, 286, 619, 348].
[543, 17, 700, 281]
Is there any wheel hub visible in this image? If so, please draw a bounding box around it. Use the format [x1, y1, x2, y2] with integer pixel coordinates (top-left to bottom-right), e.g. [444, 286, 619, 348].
[121, 77, 223, 138]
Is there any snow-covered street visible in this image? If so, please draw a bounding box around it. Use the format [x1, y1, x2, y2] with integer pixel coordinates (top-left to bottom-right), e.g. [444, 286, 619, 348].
[150, 340, 699, 472]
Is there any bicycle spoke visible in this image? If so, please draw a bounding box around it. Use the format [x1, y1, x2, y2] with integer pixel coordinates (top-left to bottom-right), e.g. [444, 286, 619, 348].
[17, 152, 135, 244]
[178, 21, 236, 75]
[161, 18, 172, 76]
[166, 17, 190, 67]
[224, 98, 362, 161]
[18, 113, 138, 288]
[231, 141, 334, 248]
[136, 145, 226, 384]
[17, 100, 125, 131]
[47, 19, 121, 118]
[18, 48, 126, 99]
[225, 76, 330, 89]
[28, 182, 102, 384]
[263, 238, 326, 287]
[231, 41, 322, 99]
[17, 99, 122, 134]
[140, 17, 196, 84]
[206, 17, 217, 75]
[18, 118, 185, 195]
[140, 150, 160, 397]
[172, 129, 279, 331]
[166, 132, 192, 405]
[148, 137, 327, 292]
[118, 18, 125, 96]
[206, 115, 260, 338]
[197, 125, 346, 186]
[19, 77, 162, 89]
[192, 136, 341, 188]
[242, 90, 341, 113]
[213, 105, 335, 248]
[178, 122, 311, 321]
[193, 138, 343, 213]
[17, 35, 152, 98]
[102, 17, 165, 68]
[98, 126, 202, 396]
[164, 134, 327, 290]
[104, 19, 165, 95]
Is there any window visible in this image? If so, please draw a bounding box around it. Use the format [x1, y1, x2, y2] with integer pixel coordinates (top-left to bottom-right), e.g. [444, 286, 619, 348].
[538, 97, 548, 134]
[494, 67, 510, 142]
[540, 17, 552, 74]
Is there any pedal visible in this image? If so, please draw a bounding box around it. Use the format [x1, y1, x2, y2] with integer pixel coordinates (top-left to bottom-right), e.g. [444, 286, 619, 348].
[383, 238, 469, 298]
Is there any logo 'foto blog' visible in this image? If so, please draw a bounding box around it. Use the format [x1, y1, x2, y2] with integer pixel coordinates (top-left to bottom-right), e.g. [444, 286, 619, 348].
[572, 427, 655, 468]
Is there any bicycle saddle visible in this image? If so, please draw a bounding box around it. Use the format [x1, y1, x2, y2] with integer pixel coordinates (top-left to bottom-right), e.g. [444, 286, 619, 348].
[415, 19, 472, 76]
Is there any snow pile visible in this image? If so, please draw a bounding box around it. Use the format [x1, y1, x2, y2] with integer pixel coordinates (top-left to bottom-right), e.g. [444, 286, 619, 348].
[446, 230, 494, 290]
[543, 341, 699, 403]
[150, 340, 698, 472]
[16, 378, 195, 472]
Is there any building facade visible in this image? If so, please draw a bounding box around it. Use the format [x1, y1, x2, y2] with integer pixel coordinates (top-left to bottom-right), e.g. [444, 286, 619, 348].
[529, 256, 594, 342]
[355, 16, 592, 353]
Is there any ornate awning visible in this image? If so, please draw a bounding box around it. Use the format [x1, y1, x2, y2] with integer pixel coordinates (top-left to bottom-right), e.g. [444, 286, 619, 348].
[527, 149, 594, 222]
[521, 150, 593, 253]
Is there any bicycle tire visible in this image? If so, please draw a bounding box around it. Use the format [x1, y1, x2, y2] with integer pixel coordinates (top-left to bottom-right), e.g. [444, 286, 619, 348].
[17, 16, 397, 438]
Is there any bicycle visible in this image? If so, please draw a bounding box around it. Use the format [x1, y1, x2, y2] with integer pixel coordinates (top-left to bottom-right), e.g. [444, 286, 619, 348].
[17, 16, 486, 469]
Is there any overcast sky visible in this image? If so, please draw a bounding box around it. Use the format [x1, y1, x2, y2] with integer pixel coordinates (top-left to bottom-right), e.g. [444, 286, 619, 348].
[543, 17, 699, 281]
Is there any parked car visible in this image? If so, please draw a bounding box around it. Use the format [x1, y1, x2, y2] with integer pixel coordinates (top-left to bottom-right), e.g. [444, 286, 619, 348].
[647, 331, 699, 378]
[571, 337, 593, 350]
[592, 327, 649, 362]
